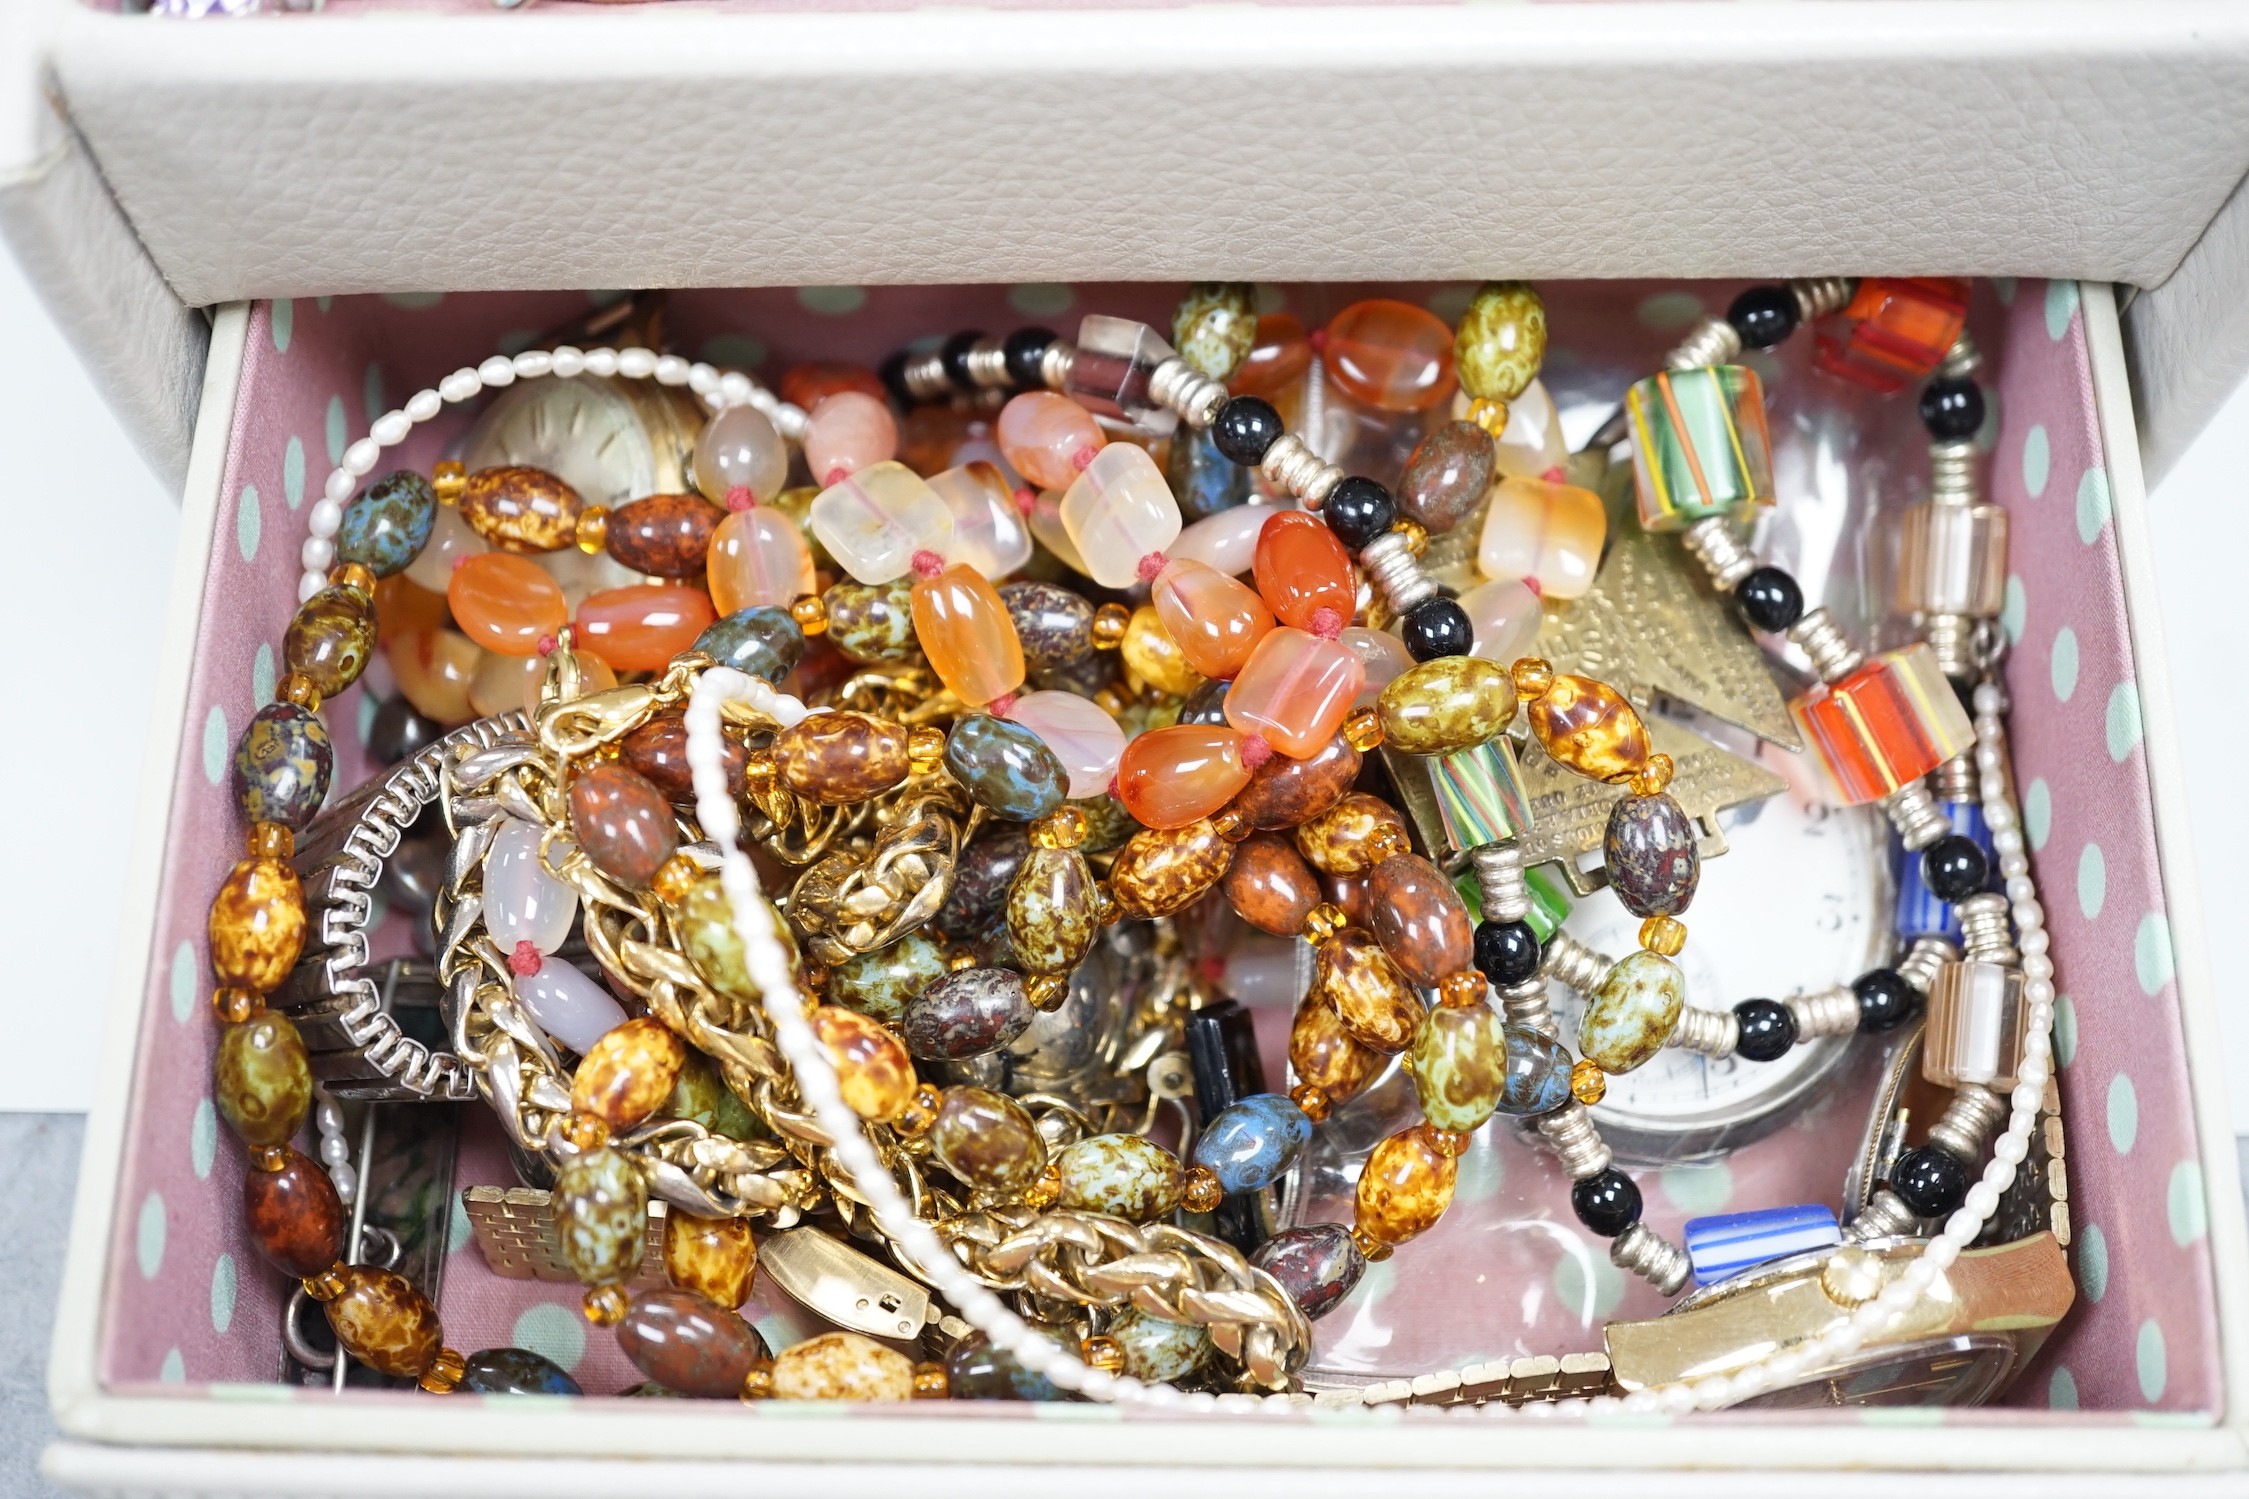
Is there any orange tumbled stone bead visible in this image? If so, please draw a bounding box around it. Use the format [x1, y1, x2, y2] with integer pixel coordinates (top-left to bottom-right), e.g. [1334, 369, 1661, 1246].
[809, 1005, 917, 1123]
[1354, 1124, 1458, 1247]
[1253, 511, 1356, 631]
[372, 573, 449, 645]
[574, 584, 718, 674]
[708, 508, 817, 616]
[1524, 672, 1652, 785]
[1114, 724, 1250, 830]
[388, 629, 482, 727]
[1234, 312, 1312, 399]
[448, 552, 568, 657]
[1151, 559, 1273, 680]
[1323, 299, 1458, 413]
[910, 563, 1025, 708]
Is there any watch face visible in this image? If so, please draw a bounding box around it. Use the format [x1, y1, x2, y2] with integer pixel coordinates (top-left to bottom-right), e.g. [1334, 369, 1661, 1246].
[460, 376, 698, 510]
[1547, 769, 1892, 1163]
[1733, 1334, 2019, 1409]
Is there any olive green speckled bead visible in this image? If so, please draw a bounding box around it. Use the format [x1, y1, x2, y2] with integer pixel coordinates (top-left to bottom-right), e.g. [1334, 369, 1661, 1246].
[552, 1146, 649, 1288]
[215, 1011, 312, 1148]
[1056, 1134, 1184, 1221]
[931, 1086, 1048, 1198]
[1109, 1308, 1210, 1382]
[1455, 281, 1547, 403]
[1377, 656, 1518, 756]
[826, 932, 948, 1026]
[1171, 282, 1259, 382]
[1005, 845, 1098, 977]
[677, 876, 798, 1007]
[1579, 948, 1687, 1074]
[824, 578, 923, 666]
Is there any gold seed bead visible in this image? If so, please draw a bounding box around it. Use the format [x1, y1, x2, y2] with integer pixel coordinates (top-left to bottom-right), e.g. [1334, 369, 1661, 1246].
[302, 1263, 349, 1302]
[1080, 1335, 1126, 1376]
[1365, 823, 1410, 867]
[1393, 517, 1429, 557]
[801, 964, 829, 995]
[419, 1347, 466, 1394]
[1092, 883, 1120, 927]
[739, 1364, 776, 1401]
[650, 852, 703, 906]
[575, 505, 610, 555]
[947, 951, 979, 972]
[1341, 706, 1384, 752]
[1020, 1162, 1063, 1209]
[791, 593, 830, 636]
[1289, 1082, 1332, 1123]
[1509, 657, 1555, 701]
[1024, 974, 1070, 1012]
[1209, 805, 1251, 843]
[1028, 805, 1087, 850]
[742, 751, 778, 795]
[276, 672, 323, 712]
[431, 460, 467, 506]
[1466, 396, 1512, 438]
[1630, 753, 1676, 798]
[912, 1361, 950, 1399]
[1091, 686, 1132, 719]
[907, 725, 948, 772]
[212, 987, 262, 1026]
[1182, 1165, 1225, 1214]
[583, 1284, 630, 1326]
[326, 560, 377, 598]
[1301, 902, 1349, 944]
[1570, 1057, 1607, 1106]
[894, 1083, 944, 1139]
[1424, 1125, 1472, 1158]
[246, 822, 295, 861]
[1436, 971, 1487, 1010]
[1348, 1224, 1395, 1264]
[1639, 915, 1687, 957]
[1091, 602, 1131, 650]
[559, 1110, 612, 1153]
[249, 1143, 289, 1173]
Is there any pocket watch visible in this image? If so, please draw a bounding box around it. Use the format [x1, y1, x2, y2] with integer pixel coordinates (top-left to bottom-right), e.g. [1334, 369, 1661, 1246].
[458, 370, 707, 511]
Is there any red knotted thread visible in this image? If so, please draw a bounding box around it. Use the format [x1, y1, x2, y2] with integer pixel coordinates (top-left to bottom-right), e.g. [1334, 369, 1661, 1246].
[508, 941, 544, 978]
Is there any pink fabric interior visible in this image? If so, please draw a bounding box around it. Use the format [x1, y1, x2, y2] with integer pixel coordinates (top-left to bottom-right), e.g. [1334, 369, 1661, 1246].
[91, 279, 2216, 1424]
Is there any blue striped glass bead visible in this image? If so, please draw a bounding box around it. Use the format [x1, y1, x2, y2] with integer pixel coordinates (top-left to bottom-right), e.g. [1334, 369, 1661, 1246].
[1894, 800, 1991, 944]
[1191, 1093, 1312, 1195]
[1682, 1203, 1841, 1288]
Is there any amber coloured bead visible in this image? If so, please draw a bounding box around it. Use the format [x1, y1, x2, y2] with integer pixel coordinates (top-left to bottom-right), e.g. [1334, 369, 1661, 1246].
[243, 1143, 344, 1277]
[663, 1211, 757, 1309]
[809, 1005, 917, 1123]
[1523, 671, 1651, 784]
[571, 1016, 689, 1129]
[1323, 299, 1458, 412]
[1118, 604, 1206, 700]
[1222, 833, 1321, 937]
[568, 763, 680, 888]
[1314, 928, 1425, 1053]
[1355, 1125, 1459, 1247]
[770, 713, 912, 805]
[1289, 995, 1381, 1107]
[911, 562, 1026, 708]
[324, 1265, 445, 1378]
[606, 493, 722, 577]
[1108, 820, 1235, 919]
[1233, 311, 1313, 398]
[459, 465, 585, 552]
[1253, 511, 1356, 632]
[388, 629, 482, 727]
[1367, 853, 1474, 988]
[448, 552, 570, 656]
[1294, 792, 1411, 876]
[282, 585, 378, 697]
[208, 856, 306, 993]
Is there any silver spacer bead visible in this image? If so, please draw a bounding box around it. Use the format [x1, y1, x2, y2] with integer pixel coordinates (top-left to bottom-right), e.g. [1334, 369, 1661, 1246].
[1471, 843, 1531, 923]
[1500, 978, 1559, 1041]
[1679, 516, 1758, 591]
[1927, 1084, 2006, 1161]
[1929, 440, 1980, 507]
[1923, 613, 1976, 683]
[1883, 779, 1953, 851]
[1897, 935, 1959, 996]
[899, 349, 952, 402]
[1790, 277, 1856, 322]
[1610, 1223, 1692, 1295]
[1786, 983, 1860, 1040]
[1359, 530, 1438, 614]
[1667, 316, 1742, 370]
[1956, 891, 2018, 966]
[1541, 930, 1613, 996]
[1536, 1102, 1613, 1180]
[1939, 331, 1983, 382]
[964, 338, 1013, 390]
[1788, 607, 1864, 684]
[1667, 1005, 1739, 1058]
[1038, 340, 1076, 392]
[1258, 432, 1344, 507]
[1847, 1188, 1920, 1243]
[1149, 357, 1230, 430]
[1931, 751, 1978, 805]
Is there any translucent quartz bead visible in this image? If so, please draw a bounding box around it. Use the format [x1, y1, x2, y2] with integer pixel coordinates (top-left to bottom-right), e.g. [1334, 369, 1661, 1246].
[568, 763, 679, 887]
[1897, 498, 2009, 616]
[1234, 731, 1360, 829]
[283, 586, 377, 697]
[802, 391, 899, 485]
[1339, 625, 1411, 706]
[1025, 489, 1090, 574]
[244, 1145, 344, 1278]
[997, 391, 1104, 492]
[931, 1085, 1048, 1196]
[513, 950, 627, 1055]
[1814, 277, 1971, 394]
[828, 932, 947, 1026]
[1489, 378, 1568, 481]
[928, 462, 1034, 580]
[460, 466, 584, 553]
[1119, 605, 1206, 699]
[323, 1266, 444, 1380]
[572, 1015, 688, 1129]
[574, 584, 716, 673]
[1923, 959, 2028, 1090]
[1458, 578, 1543, 665]
[1525, 672, 1650, 784]
[1223, 833, 1321, 936]
[1378, 656, 1518, 756]
[1235, 312, 1312, 398]
[1625, 365, 1775, 533]
[1059, 443, 1182, 589]
[1108, 820, 1233, 918]
[1604, 791, 1700, 918]
[1115, 723, 1249, 829]
[1173, 281, 1259, 381]
[233, 703, 333, 830]
[1224, 936, 1305, 1008]
[664, 1212, 758, 1310]
[1290, 992, 1381, 1106]
[944, 714, 1066, 820]
[1003, 691, 1123, 799]
[1314, 927, 1424, 1053]
[449, 552, 569, 656]
[618, 1289, 768, 1397]
[1397, 421, 1498, 534]
[1367, 852, 1473, 987]
[771, 1332, 916, 1402]
[1067, 315, 1180, 437]
[216, 1011, 311, 1147]
[483, 817, 578, 954]
[1454, 281, 1546, 403]
[1254, 511, 1356, 632]
[1325, 299, 1458, 413]
[912, 563, 1025, 707]
[1477, 475, 1606, 600]
[1172, 504, 1280, 579]
[1223, 627, 1364, 759]
[1006, 844, 1098, 973]
[606, 493, 721, 579]
[1057, 1134, 1184, 1220]
[337, 471, 438, 579]
[1152, 558, 1274, 680]
[403, 502, 486, 593]
[1355, 1125, 1457, 1247]
[537, 545, 642, 614]
[694, 404, 789, 506]
[810, 461, 956, 585]
[810, 1005, 916, 1122]
[1192, 1094, 1312, 1194]
[1580, 948, 1686, 1073]
[1791, 644, 1975, 805]
[1295, 791, 1409, 875]
[825, 579, 921, 666]
[553, 1145, 647, 1287]
[771, 712, 912, 804]
[208, 856, 305, 992]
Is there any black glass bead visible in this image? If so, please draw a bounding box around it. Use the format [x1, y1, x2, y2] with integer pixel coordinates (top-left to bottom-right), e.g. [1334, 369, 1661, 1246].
[1571, 1168, 1643, 1238]
[1179, 678, 1231, 727]
[1401, 596, 1473, 661]
[1726, 286, 1799, 350]
[941, 330, 984, 391]
[1735, 566, 1804, 633]
[1211, 396, 1286, 467]
[1852, 967, 1921, 1033]
[1919, 376, 1986, 442]
[1732, 998, 1797, 1063]
[1001, 327, 1057, 390]
[1322, 476, 1397, 552]
[1922, 834, 1990, 904]
[877, 351, 915, 408]
[367, 694, 442, 766]
[1473, 920, 1542, 987]
[1889, 1145, 1970, 1218]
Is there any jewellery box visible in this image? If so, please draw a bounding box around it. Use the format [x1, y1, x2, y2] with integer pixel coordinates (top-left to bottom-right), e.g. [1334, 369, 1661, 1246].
[9, 2, 2249, 1493]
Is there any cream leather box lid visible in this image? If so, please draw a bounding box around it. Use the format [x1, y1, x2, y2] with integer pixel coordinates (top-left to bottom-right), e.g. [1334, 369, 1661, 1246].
[3, 0, 2249, 487]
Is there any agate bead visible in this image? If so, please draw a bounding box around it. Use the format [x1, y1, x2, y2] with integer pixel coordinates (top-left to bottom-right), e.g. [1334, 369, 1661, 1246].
[574, 584, 716, 674]
[1324, 299, 1457, 412]
[770, 712, 911, 804]
[1354, 1125, 1457, 1247]
[901, 966, 1032, 1060]
[1580, 949, 1687, 1073]
[606, 493, 720, 578]
[402, 503, 485, 593]
[828, 931, 949, 1026]
[706, 508, 816, 615]
[460, 466, 583, 553]
[1172, 503, 1280, 579]
[208, 856, 306, 992]
[1478, 475, 1606, 601]
[1338, 626, 1412, 705]
[618, 1289, 768, 1398]
[461, 1348, 582, 1396]
[1233, 312, 1312, 397]
[483, 816, 578, 954]
[449, 552, 568, 656]
[1056, 1134, 1185, 1220]
[1251, 1225, 1365, 1321]
[244, 1145, 345, 1277]
[663, 1212, 757, 1310]
[1314, 928, 1424, 1053]
[571, 1016, 688, 1129]
[1222, 627, 1363, 760]
[998, 581, 1094, 669]
[690, 607, 805, 685]
[283, 586, 377, 698]
[568, 763, 678, 887]
[553, 1145, 648, 1287]
[693, 404, 789, 507]
[324, 1267, 443, 1379]
[1059, 443, 1182, 589]
[1252, 511, 1355, 632]
[1458, 578, 1544, 665]
[337, 471, 439, 578]
[1294, 792, 1409, 876]
[1377, 656, 1517, 757]
[1232, 731, 1360, 830]
[1115, 724, 1249, 830]
[1108, 821, 1233, 919]
[1603, 791, 1700, 918]
[1490, 378, 1569, 481]
[469, 650, 544, 719]
[1525, 672, 1650, 784]
[802, 391, 898, 484]
[1367, 853, 1474, 988]
[931, 1085, 1047, 1196]
[1191, 1094, 1312, 1194]
[1006, 845, 1098, 974]
[997, 391, 1104, 492]
[1397, 420, 1498, 534]
[810, 1005, 916, 1122]
[233, 703, 333, 830]
[1152, 559, 1273, 680]
[388, 629, 482, 726]
[1455, 281, 1546, 403]
[825, 578, 923, 665]
[809, 461, 955, 585]
[1002, 691, 1124, 800]
[215, 1011, 311, 1147]
[512, 952, 629, 1056]
[927, 461, 1034, 580]
[913, 564, 1026, 708]
[1222, 834, 1320, 937]
[771, 1332, 916, 1401]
